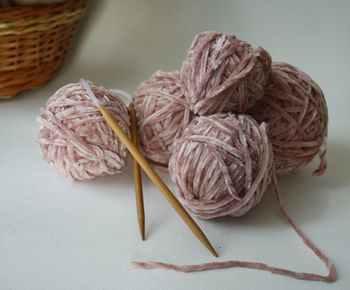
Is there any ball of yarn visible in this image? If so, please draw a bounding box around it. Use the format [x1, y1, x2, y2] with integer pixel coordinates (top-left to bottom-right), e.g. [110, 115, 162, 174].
[169, 113, 273, 219]
[37, 81, 130, 180]
[181, 31, 272, 115]
[133, 71, 194, 171]
[248, 62, 328, 175]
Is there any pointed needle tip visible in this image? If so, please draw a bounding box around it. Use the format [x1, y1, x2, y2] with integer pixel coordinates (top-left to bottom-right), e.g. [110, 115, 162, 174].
[210, 247, 219, 257]
[79, 78, 99, 106]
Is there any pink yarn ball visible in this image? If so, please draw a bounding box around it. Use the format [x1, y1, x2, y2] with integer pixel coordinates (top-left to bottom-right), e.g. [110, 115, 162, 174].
[37, 81, 130, 180]
[169, 113, 273, 219]
[248, 62, 328, 175]
[181, 31, 272, 115]
[133, 71, 194, 171]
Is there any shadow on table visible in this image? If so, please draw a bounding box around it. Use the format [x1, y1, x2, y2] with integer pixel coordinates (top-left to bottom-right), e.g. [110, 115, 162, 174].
[318, 139, 350, 189]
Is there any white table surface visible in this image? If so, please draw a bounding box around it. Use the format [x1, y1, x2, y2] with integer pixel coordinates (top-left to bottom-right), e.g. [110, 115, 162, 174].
[1, 1, 349, 289]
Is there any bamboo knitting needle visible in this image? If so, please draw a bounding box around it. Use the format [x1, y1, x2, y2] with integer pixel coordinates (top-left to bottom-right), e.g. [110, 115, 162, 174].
[80, 79, 218, 257]
[129, 103, 145, 241]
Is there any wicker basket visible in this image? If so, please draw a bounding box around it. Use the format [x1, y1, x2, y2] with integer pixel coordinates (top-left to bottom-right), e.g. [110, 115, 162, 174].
[0, 0, 87, 99]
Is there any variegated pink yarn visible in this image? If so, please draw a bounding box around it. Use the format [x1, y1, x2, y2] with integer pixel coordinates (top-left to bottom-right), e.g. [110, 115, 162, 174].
[181, 31, 272, 115]
[132, 111, 335, 283]
[248, 62, 328, 175]
[169, 113, 273, 219]
[37, 81, 130, 180]
[133, 71, 194, 171]
[128, 33, 335, 283]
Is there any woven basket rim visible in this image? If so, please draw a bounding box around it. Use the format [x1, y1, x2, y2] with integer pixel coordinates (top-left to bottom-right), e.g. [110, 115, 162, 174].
[0, 0, 87, 98]
[0, 0, 87, 35]
[0, 0, 84, 13]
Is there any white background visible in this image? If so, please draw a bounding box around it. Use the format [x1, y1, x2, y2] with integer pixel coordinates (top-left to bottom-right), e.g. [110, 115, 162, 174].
[1, 0, 350, 289]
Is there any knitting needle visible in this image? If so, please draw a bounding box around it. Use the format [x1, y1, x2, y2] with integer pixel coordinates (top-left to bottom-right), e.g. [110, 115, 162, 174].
[129, 103, 145, 241]
[80, 79, 218, 257]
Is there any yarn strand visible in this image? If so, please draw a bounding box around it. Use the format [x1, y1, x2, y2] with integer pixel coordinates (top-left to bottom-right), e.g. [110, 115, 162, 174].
[248, 62, 328, 175]
[130, 171, 336, 283]
[312, 137, 327, 176]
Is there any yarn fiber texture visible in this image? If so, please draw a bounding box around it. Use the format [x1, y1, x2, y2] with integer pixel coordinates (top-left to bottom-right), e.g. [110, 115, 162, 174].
[133, 71, 194, 172]
[248, 62, 328, 175]
[169, 113, 273, 219]
[130, 175, 336, 283]
[38, 81, 130, 180]
[181, 31, 272, 116]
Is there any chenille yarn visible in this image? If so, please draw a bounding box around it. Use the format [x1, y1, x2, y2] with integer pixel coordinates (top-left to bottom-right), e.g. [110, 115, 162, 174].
[181, 31, 272, 115]
[130, 174, 336, 282]
[133, 71, 194, 171]
[248, 62, 328, 175]
[133, 112, 335, 282]
[169, 113, 273, 219]
[37, 81, 130, 180]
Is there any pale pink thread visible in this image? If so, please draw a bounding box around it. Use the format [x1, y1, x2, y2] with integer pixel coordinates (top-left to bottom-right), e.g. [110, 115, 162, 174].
[248, 62, 328, 175]
[168, 113, 273, 218]
[130, 113, 335, 282]
[181, 31, 272, 115]
[133, 71, 194, 172]
[37, 81, 130, 180]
